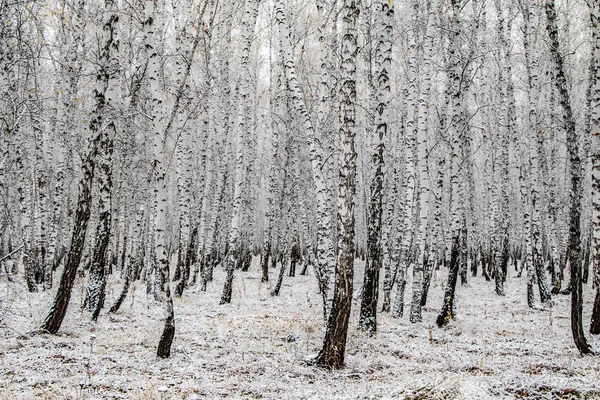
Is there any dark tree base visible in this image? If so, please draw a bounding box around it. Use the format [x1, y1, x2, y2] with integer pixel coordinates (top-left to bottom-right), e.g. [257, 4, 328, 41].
[590, 288, 600, 335]
[436, 235, 460, 328]
[157, 310, 175, 358]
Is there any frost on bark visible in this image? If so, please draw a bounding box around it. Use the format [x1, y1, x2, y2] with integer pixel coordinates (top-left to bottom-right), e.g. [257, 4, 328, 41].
[143, 0, 174, 358]
[493, 0, 512, 297]
[545, 0, 596, 354]
[436, 0, 465, 328]
[588, 0, 600, 335]
[172, 0, 194, 285]
[40, 142, 96, 334]
[520, 0, 551, 307]
[314, 0, 360, 370]
[392, 0, 418, 320]
[359, 0, 393, 334]
[220, 0, 259, 305]
[110, 205, 145, 314]
[85, 1, 119, 322]
[275, 0, 335, 321]
[39, 0, 119, 332]
[381, 166, 398, 313]
[261, 38, 285, 284]
[411, 0, 436, 323]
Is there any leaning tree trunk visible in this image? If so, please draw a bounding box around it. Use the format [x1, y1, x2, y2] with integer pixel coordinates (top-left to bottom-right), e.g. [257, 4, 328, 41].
[359, 0, 393, 334]
[315, 0, 360, 370]
[85, 2, 119, 321]
[40, 0, 119, 332]
[40, 127, 98, 334]
[275, 0, 335, 321]
[545, 0, 596, 354]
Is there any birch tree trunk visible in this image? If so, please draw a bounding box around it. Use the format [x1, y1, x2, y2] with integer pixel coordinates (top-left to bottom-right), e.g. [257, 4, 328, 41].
[588, 0, 600, 335]
[143, 0, 175, 358]
[545, 0, 596, 355]
[411, 0, 435, 323]
[493, 0, 511, 297]
[520, 0, 551, 306]
[275, 0, 336, 321]
[261, 35, 285, 284]
[220, 0, 259, 305]
[85, 1, 120, 321]
[436, 0, 465, 328]
[359, 0, 393, 334]
[393, 7, 418, 319]
[315, 0, 360, 370]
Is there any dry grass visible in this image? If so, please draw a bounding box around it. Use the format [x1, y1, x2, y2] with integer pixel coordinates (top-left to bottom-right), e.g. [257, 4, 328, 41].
[1, 259, 599, 399]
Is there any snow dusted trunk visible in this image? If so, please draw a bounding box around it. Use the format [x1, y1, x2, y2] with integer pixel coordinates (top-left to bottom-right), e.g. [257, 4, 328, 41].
[545, 0, 596, 355]
[110, 205, 145, 314]
[493, 0, 511, 297]
[588, 0, 600, 335]
[315, 2, 338, 317]
[315, 0, 360, 370]
[172, 0, 193, 286]
[143, 0, 175, 358]
[261, 39, 285, 284]
[85, 2, 120, 321]
[173, 0, 211, 297]
[436, 0, 464, 328]
[200, 11, 232, 290]
[40, 142, 96, 334]
[381, 166, 398, 313]
[39, 0, 118, 333]
[359, 0, 393, 333]
[275, 0, 335, 321]
[392, 2, 418, 320]
[29, 86, 50, 292]
[410, 0, 435, 323]
[520, 0, 551, 307]
[220, 0, 259, 305]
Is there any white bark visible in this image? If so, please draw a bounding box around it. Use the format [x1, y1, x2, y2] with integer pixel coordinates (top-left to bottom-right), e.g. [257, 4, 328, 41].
[274, 0, 334, 320]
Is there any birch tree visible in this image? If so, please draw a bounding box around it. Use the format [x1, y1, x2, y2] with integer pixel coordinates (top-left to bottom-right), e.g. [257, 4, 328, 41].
[274, 0, 335, 320]
[220, 0, 260, 305]
[588, 0, 600, 335]
[545, 0, 596, 355]
[437, 0, 466, 328]
[359, 0, 393, 334]
[84, 0, 120, 321]
[314, 0, 360, 369]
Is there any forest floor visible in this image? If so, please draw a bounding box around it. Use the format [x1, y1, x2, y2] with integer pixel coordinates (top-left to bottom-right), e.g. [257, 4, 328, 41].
[1, 259, 599, 399]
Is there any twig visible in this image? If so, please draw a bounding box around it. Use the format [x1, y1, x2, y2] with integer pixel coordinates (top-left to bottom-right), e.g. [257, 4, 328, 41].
[0, 245, 24, 263]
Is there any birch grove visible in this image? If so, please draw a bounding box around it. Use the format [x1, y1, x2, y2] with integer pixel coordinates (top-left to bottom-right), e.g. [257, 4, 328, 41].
[1, 0, 599, 366]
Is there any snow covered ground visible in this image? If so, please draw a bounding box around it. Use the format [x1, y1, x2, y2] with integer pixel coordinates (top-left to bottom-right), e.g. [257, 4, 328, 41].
[1, 259, 599, 399]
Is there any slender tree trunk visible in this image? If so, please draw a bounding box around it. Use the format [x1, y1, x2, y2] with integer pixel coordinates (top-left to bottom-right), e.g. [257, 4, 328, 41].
[411, 0, 435, 323]
[315, 0, 360, 370]
[393, 12, 418, 320]
[545, 0, 596, 354]
[275, 0, 335, 321]
[360, 0, 393, 333]
[143, 0, 175, 358]
[85, 2, 119, 321]
[220, 0, 259, 305]
[588, 0, 600, 335]
[436, 0, 465, 328]
[520, 0, 551, 306]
